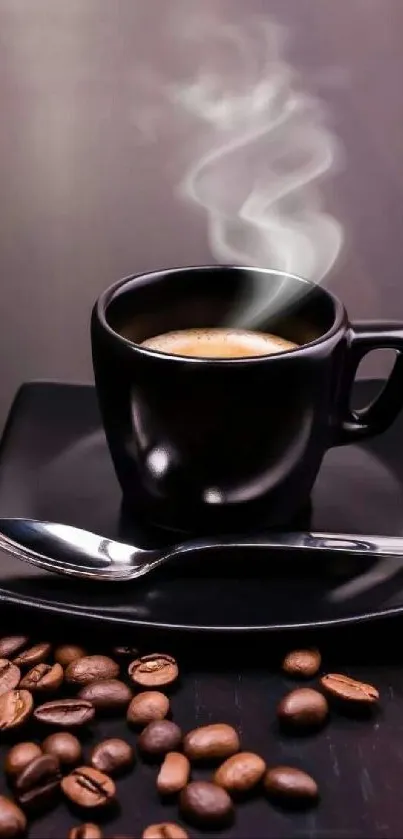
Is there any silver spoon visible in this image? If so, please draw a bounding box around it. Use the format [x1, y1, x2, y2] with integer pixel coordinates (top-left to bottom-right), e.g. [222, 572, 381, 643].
[0, 518, 403, 585]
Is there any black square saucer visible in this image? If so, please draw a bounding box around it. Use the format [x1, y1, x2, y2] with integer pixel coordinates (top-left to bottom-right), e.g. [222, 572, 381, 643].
[0, 380, 403, 633]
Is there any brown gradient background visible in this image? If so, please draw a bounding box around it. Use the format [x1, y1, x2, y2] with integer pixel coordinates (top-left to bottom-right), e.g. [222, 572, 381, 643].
[1, 0, 403, 430]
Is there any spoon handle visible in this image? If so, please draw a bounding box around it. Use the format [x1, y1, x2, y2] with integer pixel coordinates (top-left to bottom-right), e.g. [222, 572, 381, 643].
[273, 532, 403, 556]
[173, 531, 403, 559]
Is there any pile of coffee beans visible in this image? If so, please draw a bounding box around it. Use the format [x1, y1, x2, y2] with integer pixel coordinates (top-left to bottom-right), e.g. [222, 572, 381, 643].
[0, 635, 379, 837]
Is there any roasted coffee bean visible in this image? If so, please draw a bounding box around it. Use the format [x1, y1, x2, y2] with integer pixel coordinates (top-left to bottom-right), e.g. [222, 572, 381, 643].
[138, 720, 182, 759]
[66, 656, 119, 686]
[142, 824, 189, 839]
[282, 649, 321, 679]
[5, 742, 42, 778]
[20, 662, 63, 693]
[183, 723, 240, 761]
[68, 824, 103, 839]
[62, 766, 115, 809]
[157, 752, 190, 795]
[0, 636, 29, 659]
[15, 755, 59, 793]
[264, 765, 318, 805]
[321, 673, 379, 704]
[214, 751, 266, 793]
[0, 660, 20, 697]
[112, 646, 139, 660]
[128, 654, 178, 689]
[0, 690, 33, 730]
[15, 754, 61, 811]
[42, 732, 82, 768]
[54, 645, 87, 668]
[180, 781, 233, 827]
[13, 643, 51, 668]
[0, 795, 27, 837]
[127, 691, 170, 727]
[78, 680, 132, 713]
[90, 739, 134, 776]
[34, 698, 95, 728]
[277, 688, 328, 728]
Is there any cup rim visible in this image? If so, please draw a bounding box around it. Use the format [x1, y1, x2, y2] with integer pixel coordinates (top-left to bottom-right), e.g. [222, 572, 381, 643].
[94, 265, 346, 364]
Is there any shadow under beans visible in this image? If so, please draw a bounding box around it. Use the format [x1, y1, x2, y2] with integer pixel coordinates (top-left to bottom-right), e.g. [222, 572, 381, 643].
[276, 721, 329, 741]
[17, 788, 61, 821]
[323, 698, 380, 722]
[63, 797, 120, 826]
[266, 795, 319, 813]
[217, 783, 267, 806]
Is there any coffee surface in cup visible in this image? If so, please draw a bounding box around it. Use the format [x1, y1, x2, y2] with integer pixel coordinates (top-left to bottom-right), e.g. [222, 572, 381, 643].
[140, 328, 298, 358]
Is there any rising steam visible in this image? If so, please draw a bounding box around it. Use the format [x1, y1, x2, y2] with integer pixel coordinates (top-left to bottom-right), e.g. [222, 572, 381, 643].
[133, 8, 343, 326]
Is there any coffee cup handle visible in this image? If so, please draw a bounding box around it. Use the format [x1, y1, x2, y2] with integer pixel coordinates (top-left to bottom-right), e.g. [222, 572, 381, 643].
[336, 321, 403, 445]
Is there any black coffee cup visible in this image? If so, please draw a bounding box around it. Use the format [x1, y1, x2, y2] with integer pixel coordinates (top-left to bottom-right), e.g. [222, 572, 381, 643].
[91, 266, 403, 533]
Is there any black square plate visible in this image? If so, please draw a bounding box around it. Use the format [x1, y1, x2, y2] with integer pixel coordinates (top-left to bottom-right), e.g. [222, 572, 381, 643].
[0, 380, 403, 632]
[0, 381, 403, 839]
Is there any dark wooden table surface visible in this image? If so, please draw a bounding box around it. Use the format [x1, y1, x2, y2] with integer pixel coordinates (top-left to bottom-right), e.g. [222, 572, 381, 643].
[1, 2, 403, 837]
